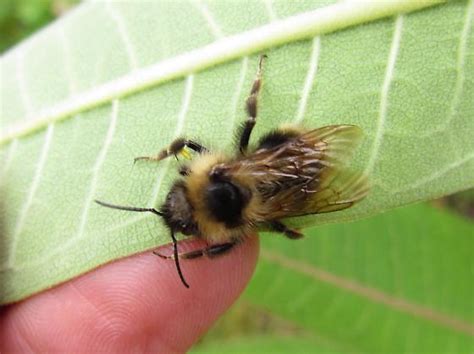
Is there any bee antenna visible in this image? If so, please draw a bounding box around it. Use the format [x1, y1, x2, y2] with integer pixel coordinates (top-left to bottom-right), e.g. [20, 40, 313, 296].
[94, 200, 164, 217]
[169, 231, 190, 288]
[95, 200, 189, 288]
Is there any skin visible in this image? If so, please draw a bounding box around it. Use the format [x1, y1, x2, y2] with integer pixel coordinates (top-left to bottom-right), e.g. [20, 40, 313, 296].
[0, 237, 259, 353]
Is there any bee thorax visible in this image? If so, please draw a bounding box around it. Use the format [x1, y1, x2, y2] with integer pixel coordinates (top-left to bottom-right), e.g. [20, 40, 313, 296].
[205, 181, 249, 227]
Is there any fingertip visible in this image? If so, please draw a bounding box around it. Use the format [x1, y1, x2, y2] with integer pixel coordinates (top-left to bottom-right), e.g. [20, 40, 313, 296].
[1, 236, 260, 353]
[148, 235, 260, 351]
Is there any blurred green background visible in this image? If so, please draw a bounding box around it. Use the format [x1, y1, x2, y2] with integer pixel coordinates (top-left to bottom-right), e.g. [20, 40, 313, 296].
[0, 0, 78, 53]
[2, 1, 472, 353]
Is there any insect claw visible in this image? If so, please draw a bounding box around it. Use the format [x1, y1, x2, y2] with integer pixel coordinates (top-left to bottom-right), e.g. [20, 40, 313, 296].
[259, 54, 267, 69]
[133, 157, 143, 164]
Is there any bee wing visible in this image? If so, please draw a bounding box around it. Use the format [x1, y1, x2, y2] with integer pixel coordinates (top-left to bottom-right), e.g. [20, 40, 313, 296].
[283, 168, 370, 216]
[231, 125, 370, 219]
[297, 124, 364, 167]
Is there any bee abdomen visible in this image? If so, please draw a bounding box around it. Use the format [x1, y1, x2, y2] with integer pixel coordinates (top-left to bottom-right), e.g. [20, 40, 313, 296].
[257, 130, 299, 150]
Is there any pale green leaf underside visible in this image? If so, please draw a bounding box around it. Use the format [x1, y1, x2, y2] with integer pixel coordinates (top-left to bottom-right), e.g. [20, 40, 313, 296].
[196, 204, 474, 353]
[0, 0, 473, 303]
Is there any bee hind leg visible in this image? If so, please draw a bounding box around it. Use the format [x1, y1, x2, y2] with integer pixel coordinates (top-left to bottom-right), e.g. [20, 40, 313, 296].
[268, 220, 304, 240]
[134, 138, 208, 163]
[154, 241, 237, 260]
[238, 54, 266, 154]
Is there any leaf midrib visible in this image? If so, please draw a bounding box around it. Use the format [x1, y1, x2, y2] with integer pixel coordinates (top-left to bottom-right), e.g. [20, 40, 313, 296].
[0, 0, 444, 146]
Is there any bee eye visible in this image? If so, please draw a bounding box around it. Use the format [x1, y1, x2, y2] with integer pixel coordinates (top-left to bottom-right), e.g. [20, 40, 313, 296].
[179, 222, 197, 236]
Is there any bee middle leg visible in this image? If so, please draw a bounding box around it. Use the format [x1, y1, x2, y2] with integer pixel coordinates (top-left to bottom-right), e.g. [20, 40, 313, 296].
[239, 55, 266, 154]
[134, 138, 208, 163]
[154, 241, 237, 260]
[268, 220, 304, 240]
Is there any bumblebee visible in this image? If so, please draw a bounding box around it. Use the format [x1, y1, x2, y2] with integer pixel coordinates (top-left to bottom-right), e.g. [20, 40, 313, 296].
[96, 55, 369, 288]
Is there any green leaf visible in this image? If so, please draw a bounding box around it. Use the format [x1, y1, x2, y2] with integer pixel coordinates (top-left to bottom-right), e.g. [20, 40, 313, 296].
[196, 204, 474, 353]
[192, 336, 336, 354]
[0, 1, 472, 303]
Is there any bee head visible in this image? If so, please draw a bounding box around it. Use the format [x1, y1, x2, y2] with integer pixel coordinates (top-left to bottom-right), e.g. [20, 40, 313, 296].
[160, 181, 198, 236]
[94, 183, 195, 289]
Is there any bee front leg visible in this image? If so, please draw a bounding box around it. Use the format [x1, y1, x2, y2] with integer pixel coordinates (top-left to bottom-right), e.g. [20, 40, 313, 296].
[239, 55, 266, 154]
[268, 221, 304, 240]
[134, 138, 209, 163]
[154, 241, 237, 260]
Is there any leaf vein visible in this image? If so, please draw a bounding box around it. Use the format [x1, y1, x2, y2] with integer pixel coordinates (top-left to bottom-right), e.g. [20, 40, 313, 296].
[58, 26, 77, 94]
[76, 100, 119, 240]
[192, 0, 225, 39]
[263, 0, 278, 21]
[365, 15, 403, 175]
[149, 75, 195, 206]
[89, 76, 196, 239]
[105, 2, 139, 70]
[389, 151, 474, 193]
[4, 104, 121, 270]
[0, 0, 443, 146]
[294, 36, 321, 124]
[262, 249, 474, 336]
[0, 139, 18, 185]
[16, 51, 33, 117]
[8, 124, 55, 267]
[422, 0, 474, 137]
[228, 57, 249, 134]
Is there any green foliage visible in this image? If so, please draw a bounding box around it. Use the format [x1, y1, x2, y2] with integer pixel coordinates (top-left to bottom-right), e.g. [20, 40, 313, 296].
[0, 0, 472, 309]
[193, 336, 334, 354]
[0, 0, 78, 53]
[196, 204, 474, 353]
